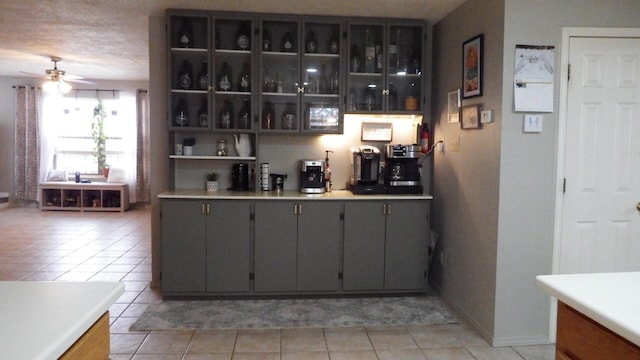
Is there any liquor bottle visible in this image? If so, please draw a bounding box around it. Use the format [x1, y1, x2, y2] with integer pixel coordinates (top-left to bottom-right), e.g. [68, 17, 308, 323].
[174, 98, 189, 126]
[404, 81, 418, 111]
[218, 99, 234, 129]
[364, 28, 375, 73]
[262, 28, 272, 51]
[305, 31, 318, 53]
[281, 102, 296, 130]
[177, 19, 193, 48]
[217, 62, 232, 91]
[197, 97, 208, 127]
[328, 32, 339, 54]
[177, 60, 193, 89]
[281, 32, 294, 52]
[236, 21, 251, 50]
[238, 61, 250, 92]
[197, 61, 208, 90]
[350, 44, 361, 73]
[262, 101, 275, 129]
[237, 98, 251, 129]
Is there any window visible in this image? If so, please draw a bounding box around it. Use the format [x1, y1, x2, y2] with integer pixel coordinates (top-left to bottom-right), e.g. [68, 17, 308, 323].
[43, 92, 136, 176]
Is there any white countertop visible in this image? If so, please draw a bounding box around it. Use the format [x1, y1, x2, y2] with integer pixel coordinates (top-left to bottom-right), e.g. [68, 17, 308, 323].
[0, 281, 124, 360]
[159, 189, 433, 200]
[536, 272, 640, 347]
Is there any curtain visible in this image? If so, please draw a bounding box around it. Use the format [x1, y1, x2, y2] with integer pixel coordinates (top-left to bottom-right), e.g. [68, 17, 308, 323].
[14, 86, 41, 201]
[135, 89, 151, 203]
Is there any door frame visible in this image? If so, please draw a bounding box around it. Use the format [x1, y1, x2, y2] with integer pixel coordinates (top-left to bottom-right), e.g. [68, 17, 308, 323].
[551, 26, 640, 341]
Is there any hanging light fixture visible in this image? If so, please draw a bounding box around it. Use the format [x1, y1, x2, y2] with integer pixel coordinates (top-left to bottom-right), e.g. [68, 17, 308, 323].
[42, 57, 72, 94]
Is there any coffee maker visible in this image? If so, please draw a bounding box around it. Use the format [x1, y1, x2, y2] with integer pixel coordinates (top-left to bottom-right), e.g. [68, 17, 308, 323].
[349, 145, 385, 194]
[231, 163, 250, 191]
[299, 160, 325, 194]
[383, 144, 423, 194]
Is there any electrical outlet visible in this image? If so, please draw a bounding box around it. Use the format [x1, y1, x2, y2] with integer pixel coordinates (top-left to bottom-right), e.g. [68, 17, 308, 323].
[480, 110, 493, 123]
[436, 140, 444, 153]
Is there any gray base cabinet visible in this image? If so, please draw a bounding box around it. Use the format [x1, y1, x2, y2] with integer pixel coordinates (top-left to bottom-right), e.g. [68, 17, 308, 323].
[254, 201, 342, 293]
[344, 200, 428, 291]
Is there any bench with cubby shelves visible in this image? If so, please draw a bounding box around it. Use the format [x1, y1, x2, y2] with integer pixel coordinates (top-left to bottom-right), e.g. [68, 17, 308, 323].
[40, 182, 129, 212]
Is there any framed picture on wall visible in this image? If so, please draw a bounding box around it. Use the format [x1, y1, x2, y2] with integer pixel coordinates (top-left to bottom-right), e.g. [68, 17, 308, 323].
[447, 89, 460, 123]
[462, 34, 483, 98]
[460, 104, 481, 129]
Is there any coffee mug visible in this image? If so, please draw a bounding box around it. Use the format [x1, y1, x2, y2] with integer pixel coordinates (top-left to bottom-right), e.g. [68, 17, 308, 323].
[174, 144, 183, 155]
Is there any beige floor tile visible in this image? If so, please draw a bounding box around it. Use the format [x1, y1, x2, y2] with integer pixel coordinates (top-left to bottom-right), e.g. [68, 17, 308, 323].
[234, 329, 281, 353]
[408, 324, 470, 349]
[110, 316, 141, 334]
[282, 351, 330, 360]
[366, 326, 418, 350]
[329, 350, 379, 360]
[184, 354, 232, 360]
[131, 354, 183, 360]
[421, 347, 475, 360]
[187, 330, 238, 354]
[230, 352, 280, 360]
[281, 328, 327, 352]
[376, 348, 427, 360]
[110, 333, 148, 354]
[512, 344, 555, 360]
[466, 345, 526, 360]
[324, 327, 373, 351]
[136, 331, 193, 354]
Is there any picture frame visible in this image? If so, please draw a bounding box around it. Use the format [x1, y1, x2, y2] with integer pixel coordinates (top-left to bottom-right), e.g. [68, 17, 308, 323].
[361, 122, 393, 142]
[462, 34, 483, 99]
[460, 104, 481, 129]
[447, 89, 461, 123]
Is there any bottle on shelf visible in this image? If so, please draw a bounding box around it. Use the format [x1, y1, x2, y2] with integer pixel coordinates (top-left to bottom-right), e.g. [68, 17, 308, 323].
[236, 21, 251, 51]
[197, 61, 208, 90]
[178, 60, 193, 90]
[364, 86, 375, 111]
[237, 98, 251, 129]
[217, 62, 232, 91]
[330, 63, 339, 94]
[305, 30, 318, 53]
[328, 32, 339, 54]
[219, 99, 234, 129]
[350, 44, 361, 73]
[375, 41, 383, 73]
[393, 28, 401, 73]
[324, 150, 333, 192]
[239, 61, 251, 92]
[281, 102, 296, 130]
[281, 32, 294, 52]
[364, 28, 375, 73]
[174, 98, 189, 127]
[197, 97, 208, 127]
[262, 101, 276, 129]
[177, 19, 193, 48]
[348, 89, 357, 111]
[404, 82, 418, 111]
[262, 28, 272, 51]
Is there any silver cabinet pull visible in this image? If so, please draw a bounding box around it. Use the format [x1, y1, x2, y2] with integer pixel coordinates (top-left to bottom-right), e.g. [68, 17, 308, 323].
[636, 202, 640, 212]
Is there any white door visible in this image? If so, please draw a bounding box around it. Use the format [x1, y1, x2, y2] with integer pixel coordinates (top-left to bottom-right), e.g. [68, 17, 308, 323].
[559, 36, 640, 274]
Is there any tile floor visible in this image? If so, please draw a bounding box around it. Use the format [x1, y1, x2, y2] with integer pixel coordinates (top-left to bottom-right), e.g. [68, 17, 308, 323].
[0, 205, 555, 360]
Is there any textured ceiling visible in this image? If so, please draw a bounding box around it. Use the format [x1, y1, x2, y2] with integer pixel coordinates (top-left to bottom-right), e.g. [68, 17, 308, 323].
[0, 0, 465, 82]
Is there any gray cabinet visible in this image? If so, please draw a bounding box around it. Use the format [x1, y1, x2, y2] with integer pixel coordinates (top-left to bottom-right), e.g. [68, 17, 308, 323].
[343, 200, 428, 291]
[161, 199, 251, 294]
[254, 200, 342, 292]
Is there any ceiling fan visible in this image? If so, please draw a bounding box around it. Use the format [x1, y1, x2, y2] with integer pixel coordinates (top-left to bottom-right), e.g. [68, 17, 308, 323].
[21, 56, 94, 94]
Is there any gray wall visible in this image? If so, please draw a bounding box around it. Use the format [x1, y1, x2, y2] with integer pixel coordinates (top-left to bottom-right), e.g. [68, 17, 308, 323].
[430, 0, 640, 346]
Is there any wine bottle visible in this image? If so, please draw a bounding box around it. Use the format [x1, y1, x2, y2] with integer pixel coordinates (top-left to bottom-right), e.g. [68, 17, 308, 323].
[239, 61, 250, 92]
[197, 97, 208, 127]
[175, 98, 189, 126]
[219, 99, 234, 129]
[330, 64, 339, 94]
[281, 103, 296, 130]
[305, 31, 317, 53]
[237, 98, 251, 129]
[177, 19, 193, 48]
[262, 28, 272, 51]
[217, 62, 232, 91]
[178, 60, 193, 89]
[364, 28, 375, 73]
[236, 21, 251, 50]
[328, 32, 339, 54]
[197, 61, 208, 90]
[281, 32, 294, 52]
[262, 101, 275, 129]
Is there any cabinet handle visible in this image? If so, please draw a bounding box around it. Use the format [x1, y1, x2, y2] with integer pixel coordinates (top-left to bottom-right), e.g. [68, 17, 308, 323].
[206, 203, 211, 215]
[201, 202, 206, 215]
[298, 204, 302, 215]
[293, 204, 298, 215]
[387, 203, 391, 215]
[382, 204, 387, 215]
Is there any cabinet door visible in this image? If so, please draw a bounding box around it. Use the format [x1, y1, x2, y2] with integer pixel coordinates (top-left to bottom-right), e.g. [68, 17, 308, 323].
[206, 200, 252, 292]
[343, 201, 386, 290]
[161, 200, 206, 293]
[347, 23, 385, 113]
[386, 24, 424, 113]
[384, 200, 428, 290]
[254, 201, 298, 292]
[297, 201, 342, 292]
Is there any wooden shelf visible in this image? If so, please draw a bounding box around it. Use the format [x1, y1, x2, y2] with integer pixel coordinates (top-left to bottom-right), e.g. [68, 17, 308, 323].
[40, 182, 129, 212]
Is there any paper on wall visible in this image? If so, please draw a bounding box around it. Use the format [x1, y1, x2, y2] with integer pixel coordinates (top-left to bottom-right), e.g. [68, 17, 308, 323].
[514, 45, 555, 112]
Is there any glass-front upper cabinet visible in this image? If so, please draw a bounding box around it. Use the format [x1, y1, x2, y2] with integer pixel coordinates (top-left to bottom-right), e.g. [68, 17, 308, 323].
[168, 12, 211, 130]
[347, 21, 424, 114]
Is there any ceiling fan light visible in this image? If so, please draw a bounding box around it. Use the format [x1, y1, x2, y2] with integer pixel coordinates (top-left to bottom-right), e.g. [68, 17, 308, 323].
[58, 79, 72, 94]
[42, 79, 59, 94]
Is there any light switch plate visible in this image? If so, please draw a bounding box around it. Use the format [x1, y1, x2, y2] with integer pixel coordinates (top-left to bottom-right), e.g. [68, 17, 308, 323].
[523, 114, 543, 133]
[480, 110, 493, 123]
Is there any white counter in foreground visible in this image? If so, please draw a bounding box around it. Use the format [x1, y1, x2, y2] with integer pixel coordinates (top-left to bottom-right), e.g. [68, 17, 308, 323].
[536, 271, 640, 347]
[0, 281, 124, 360]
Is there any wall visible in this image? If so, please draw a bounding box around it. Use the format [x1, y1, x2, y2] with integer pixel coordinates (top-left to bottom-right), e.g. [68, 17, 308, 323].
[431, 0, 640, 347]
[0, 77, 147, 204]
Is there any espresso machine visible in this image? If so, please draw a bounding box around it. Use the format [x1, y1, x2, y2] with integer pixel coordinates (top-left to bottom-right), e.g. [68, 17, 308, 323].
[349, 145, 385, 194]
[299, 160, 325, 193]
[383, 144, 423, 194]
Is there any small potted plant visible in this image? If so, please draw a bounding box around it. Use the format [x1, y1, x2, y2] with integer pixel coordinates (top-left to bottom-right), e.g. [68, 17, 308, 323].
[183, 138, 196, 156]
[205, 171, 219, 192]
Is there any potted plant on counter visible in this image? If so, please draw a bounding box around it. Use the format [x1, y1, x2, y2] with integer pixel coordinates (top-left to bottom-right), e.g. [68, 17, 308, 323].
[205, 171, 219, 192]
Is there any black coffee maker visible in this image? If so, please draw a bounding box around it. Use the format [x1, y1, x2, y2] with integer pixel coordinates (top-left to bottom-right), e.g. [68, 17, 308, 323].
[349, 145, 385, 194]
[231, 163, 250, 191]
[383, 144, 423, 194]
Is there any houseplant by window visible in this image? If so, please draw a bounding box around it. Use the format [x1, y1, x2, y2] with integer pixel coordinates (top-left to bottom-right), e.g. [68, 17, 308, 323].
[92, 100, 109, 176]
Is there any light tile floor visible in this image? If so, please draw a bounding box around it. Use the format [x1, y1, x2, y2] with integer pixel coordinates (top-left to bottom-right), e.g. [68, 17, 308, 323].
[0, 206, 555, 360]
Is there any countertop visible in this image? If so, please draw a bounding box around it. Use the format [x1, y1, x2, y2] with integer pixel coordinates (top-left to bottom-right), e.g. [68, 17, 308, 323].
[536, 272, 640, 347]
[0, 281, 124, 360]
[158, 189, 433, 200]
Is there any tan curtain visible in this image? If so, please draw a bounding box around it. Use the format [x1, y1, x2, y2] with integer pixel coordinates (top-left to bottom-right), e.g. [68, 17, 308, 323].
[14, 86, 41, 201]
[135, 89, 151, 202]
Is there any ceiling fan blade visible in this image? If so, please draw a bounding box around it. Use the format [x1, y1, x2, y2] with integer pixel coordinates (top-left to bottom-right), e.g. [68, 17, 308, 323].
[65, 78, 96, 85]
[19, 71, 43, 78]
